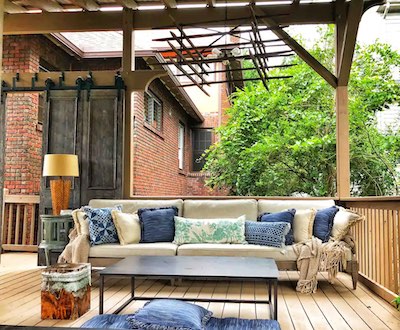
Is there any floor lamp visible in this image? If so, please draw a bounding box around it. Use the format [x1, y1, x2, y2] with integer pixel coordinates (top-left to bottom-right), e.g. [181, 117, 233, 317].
[42, 154, 79, 215]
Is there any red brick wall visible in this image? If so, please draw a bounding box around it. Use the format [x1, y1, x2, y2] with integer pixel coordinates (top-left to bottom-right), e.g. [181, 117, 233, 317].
[3, 36, 43, 194]
[132, 79, 193, 196]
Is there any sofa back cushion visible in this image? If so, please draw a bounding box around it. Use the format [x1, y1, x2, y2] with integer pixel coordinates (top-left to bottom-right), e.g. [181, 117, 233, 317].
[258, 199, 335, 214]
[183, 199, 258, 220]
[89, 199, 183, 216]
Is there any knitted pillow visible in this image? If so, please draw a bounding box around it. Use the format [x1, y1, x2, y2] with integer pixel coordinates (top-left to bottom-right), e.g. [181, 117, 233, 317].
[245, 221, 291, 248]
[258, 209, 296, 245]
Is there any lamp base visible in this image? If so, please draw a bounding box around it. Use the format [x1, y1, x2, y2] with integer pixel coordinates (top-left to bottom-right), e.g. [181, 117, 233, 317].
[50, 179, 71, 215]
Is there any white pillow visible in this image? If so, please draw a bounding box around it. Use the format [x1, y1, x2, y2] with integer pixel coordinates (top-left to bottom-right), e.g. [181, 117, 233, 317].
[71, 209, 89, 236]
[111, 210, 141, 245]
[331, 207, 364, 240]
[293, 208, 316, 243]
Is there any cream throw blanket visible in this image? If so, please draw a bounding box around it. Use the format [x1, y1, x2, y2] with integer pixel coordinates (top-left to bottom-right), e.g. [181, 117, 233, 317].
[58, 228, 90, 264]
[293, 237, 349, 293]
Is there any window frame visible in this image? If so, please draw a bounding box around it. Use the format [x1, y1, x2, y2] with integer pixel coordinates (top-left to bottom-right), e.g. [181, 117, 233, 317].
[144, 90, 163, 132]
[191, 128, 213, 172]
[178, 122, 185, 170]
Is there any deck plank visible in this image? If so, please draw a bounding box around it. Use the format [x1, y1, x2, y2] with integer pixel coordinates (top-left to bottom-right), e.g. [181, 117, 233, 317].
[286, 271, 332, 330]
[0, 266, 399, 330]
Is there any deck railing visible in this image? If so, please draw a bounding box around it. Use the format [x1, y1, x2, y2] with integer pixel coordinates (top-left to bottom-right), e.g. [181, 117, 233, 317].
[1, 189, 40, 252]
[341, 197, 400, 302]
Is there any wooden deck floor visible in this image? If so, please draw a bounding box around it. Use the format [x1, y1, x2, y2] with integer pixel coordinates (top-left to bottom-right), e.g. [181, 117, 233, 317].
[0, 253, 399, 329]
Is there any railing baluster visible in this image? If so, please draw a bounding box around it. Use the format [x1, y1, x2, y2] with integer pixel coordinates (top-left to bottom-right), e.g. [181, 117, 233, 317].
[14, 205, 21, 245]
[7, 205, 13, 245]
[22, 205, 28, 245]
[30, 204, 36, 246]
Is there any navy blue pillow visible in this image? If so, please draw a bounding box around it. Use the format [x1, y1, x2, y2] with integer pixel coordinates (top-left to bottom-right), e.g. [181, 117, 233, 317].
[258, 209, 296, 245]
[245, 221, 290, 248]
[313, 206, 339, 243]
[126, 299, 213, 330]
[138, 207, 178, 243]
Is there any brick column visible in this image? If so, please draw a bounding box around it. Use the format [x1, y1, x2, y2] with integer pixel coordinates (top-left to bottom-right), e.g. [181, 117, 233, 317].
[3, 36, 41, 194]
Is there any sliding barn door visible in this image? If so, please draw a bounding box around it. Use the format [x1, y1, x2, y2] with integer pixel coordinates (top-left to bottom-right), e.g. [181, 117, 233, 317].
[41, 89, 124, 213]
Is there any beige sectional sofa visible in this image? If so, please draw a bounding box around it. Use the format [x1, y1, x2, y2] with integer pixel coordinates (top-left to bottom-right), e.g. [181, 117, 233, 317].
[85, 198, 359, 289]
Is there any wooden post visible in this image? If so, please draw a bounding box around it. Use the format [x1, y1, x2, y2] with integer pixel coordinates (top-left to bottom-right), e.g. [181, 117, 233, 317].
[122, 8, 134, 198]
[0, 0, 5, 258]
[335, 86, 350, 197]
[335, 1, 351, 198]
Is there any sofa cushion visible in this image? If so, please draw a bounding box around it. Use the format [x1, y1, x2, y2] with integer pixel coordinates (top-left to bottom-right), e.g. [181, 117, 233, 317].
[89, 242, 178, 258]
[183, 199, 258, 221]
[111, 210, 141, 245]
[177, 243, 296, 261]
[127, 299, 213, 330]
[173, 215, 246, 245]
[258, 209, 296, 245]
[89, 199, 183, 216]
[177, 243, 352, 261]
[245, 221, 290, 248]
[71, 209, 89, 236]
[293, 209, 317, 243]
[139, 207, 178, 243]
[83, 206, 122, 245]
[258, 199, 335, 214]
[331, 207, 364, 241]
[313, 206, 339, 243]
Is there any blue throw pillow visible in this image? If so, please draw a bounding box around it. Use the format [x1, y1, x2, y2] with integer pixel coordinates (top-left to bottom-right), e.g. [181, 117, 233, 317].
[313, 206, 339, 243]
[258, 209, 296, 245]
[126, 299, 213, 330]
[245, 221, 291, 248]
[138, 207, 178, 243]
[83, 205, 122, 246]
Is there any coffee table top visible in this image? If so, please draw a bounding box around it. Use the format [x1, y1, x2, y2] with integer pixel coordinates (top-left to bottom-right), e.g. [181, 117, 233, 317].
[99, 256, 278, 280]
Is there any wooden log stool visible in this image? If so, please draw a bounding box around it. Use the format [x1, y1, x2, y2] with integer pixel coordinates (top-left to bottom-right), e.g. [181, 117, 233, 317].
[41, 263, 91, 320]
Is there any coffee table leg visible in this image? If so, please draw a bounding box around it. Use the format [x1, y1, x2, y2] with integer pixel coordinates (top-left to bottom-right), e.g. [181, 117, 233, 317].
[131, 277, 135, 298]
[274, 279, 278, 320]
[99, 275, 104, 314]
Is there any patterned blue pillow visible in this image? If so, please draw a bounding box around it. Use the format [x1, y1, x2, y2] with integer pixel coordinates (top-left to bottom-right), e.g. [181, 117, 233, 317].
[83, 205, 122, 245]
[245, 221, 290, 248]
[138, 207, 178, 243]
[313, 206, 339, 243]
[258, 209, 296, 245]
[126, 299, 213, 330]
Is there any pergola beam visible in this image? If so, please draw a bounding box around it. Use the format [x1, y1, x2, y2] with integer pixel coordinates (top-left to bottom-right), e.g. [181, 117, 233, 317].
[337, 0, 364, 86]
[162, 0, 177, 8]
[258, 14, 338, 88]
[3, 3, 337, 35]
[69, 1, 100, 11]
[28, 0, 64, 12]
[4, 0, 26, 13]
[115, 0, 138, 10]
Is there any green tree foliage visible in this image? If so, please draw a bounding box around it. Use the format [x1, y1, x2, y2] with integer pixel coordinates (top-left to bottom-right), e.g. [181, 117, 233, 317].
[204, 27, 400, 196]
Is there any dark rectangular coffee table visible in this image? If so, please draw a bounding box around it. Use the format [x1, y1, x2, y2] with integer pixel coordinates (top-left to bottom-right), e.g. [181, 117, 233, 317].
[99, 255, 279, 320]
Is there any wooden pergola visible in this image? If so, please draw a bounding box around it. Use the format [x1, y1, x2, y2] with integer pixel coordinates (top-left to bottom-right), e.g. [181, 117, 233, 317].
[0, 0, 386, 204]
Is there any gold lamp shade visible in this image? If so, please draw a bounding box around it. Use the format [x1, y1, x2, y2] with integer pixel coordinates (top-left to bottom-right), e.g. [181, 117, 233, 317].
[43, 154, 79, 215]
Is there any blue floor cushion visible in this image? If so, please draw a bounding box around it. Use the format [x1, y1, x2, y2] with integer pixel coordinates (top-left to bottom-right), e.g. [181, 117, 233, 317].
[81, 314, 281, 330]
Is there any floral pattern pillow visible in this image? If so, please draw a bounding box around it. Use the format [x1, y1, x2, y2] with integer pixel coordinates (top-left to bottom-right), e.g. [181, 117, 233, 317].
[173, 215, 247, 245]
